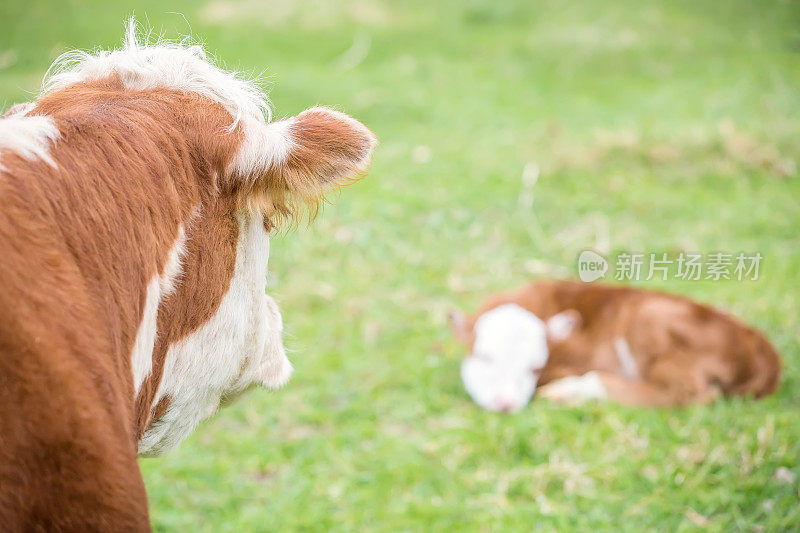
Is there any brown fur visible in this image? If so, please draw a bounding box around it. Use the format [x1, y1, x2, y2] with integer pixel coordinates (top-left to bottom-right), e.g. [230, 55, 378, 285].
[133, 196, 240, 437]
[456, 280, 781, 407]
[0, 74, 375, 530]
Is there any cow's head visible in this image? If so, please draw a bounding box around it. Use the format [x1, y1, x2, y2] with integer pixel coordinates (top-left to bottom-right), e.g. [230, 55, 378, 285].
[28, 19, 375, 455]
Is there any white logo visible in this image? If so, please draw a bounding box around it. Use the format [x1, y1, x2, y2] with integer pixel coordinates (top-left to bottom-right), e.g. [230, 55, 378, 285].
[578, 250, 608, 282]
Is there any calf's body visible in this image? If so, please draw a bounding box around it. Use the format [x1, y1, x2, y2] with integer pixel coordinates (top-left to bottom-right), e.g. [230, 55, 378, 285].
[454, 280, 780, 410]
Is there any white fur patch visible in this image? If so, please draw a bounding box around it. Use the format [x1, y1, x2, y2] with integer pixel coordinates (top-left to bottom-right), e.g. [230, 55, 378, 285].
[228, 117, 294, 177]
[138, 211, 290, 457]
[538, 371, 607, 403]
[131, 226, 187, 394]
[258, 294, 292, 389]
[614, 336, 638, 379]
[41, 18, 270, 128]
[2, 102, 36, 117]
[461, 304, 549, 412]
[472, 304, 548, 366]
[0, 115, 59, 170]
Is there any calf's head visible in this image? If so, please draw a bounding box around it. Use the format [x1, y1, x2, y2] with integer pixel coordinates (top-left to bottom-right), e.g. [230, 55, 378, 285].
[450, 303, 580, 412]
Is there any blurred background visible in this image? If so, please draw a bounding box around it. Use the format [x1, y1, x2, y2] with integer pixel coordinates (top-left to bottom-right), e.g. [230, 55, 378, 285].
[2, 0, 799, 530]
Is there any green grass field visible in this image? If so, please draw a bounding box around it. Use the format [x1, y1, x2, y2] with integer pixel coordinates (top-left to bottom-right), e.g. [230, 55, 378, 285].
[2, 0, 799, 530]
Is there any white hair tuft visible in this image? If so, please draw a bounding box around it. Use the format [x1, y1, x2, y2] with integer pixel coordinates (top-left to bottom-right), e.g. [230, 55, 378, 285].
[41, 17, 272, 128]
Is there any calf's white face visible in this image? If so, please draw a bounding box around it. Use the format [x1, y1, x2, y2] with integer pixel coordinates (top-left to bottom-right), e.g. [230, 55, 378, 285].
[460, 304, 550, 412]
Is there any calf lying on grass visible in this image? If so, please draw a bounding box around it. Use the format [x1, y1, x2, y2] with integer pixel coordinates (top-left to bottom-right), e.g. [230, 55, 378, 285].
[0, 21, 375, 530]
[451, 280, 780, 412]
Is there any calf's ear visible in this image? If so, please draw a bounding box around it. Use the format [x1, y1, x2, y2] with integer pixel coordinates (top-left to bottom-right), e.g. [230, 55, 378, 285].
[546, 309, 581, 342]
[449, 310, 475, 346]
[230, 106, 377, 225]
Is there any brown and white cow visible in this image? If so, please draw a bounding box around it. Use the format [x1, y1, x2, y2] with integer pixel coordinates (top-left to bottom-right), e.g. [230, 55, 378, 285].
[451, 280, 781, 411]
[0, 22, 376, 530]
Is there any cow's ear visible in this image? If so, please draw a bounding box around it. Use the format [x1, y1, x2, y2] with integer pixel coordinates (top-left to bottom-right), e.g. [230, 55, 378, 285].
[281, 106, 376, 189]
[546, 309, 581, 342]
[231, 106, 376, 225]
[449, 309, 475, 345]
